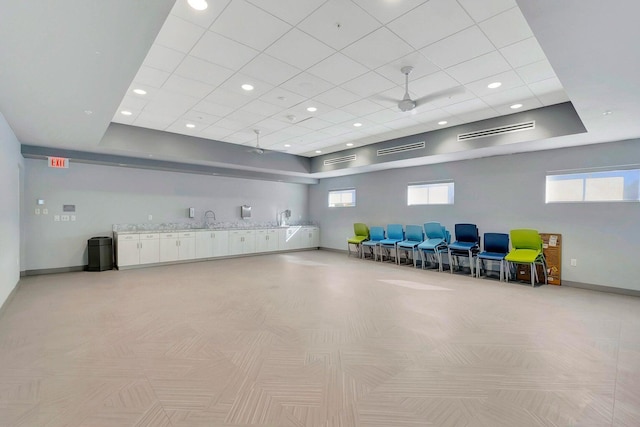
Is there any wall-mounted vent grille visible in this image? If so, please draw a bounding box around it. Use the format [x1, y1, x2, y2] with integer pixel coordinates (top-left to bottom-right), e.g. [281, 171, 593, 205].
[377, 141, 425, 157]
[457, 121, 535, 141]
[324, 154, 356, 166]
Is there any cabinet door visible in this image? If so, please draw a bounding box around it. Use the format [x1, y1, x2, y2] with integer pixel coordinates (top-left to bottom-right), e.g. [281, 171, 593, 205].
[310, 228, 319, 248]
[300, 227, 319, 248]
[242, 230, 256, 254]
[139, 234, 160, 264]
[228, 231, 244, 255]
[179, 233, 195, 260]
[266, 229, 278, 251]
[212, 230, 229, 257]
[255, 230, 269, 253]
[159, 234, 180, 262]
[117, 235, 139, 267]
[195, 231, 213, 259]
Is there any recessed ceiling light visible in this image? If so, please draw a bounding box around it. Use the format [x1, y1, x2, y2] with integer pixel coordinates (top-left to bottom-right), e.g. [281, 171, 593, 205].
[120, 110, 132, 116]
[510, 103, 523, 109]
[306, 107, 317, 112]
[346, 143, 354, 147]
[487, 82, 502, 89]
[353, 122, 362, 127]
[438, 120, 447, 125]
[284, 144, 291, 148]
[187, 0, 208, 11]
[603, 110, 613, 115]
[241, 83, 254, 91]
[133, 88, 147, 95]
[186, 123, 196, 128]
[315, 150, 322, 154]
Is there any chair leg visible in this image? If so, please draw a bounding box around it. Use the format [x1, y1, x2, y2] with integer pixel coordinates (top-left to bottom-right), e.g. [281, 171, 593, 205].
[530, 263, 535, 287]
[468, 250, 474, 277]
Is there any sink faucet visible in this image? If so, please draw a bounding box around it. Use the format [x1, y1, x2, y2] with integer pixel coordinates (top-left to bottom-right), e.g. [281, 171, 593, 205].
[203, 210, 216, 226]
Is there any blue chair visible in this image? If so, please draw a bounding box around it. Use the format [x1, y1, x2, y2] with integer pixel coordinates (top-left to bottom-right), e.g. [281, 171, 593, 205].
[476, 233, 510, 281]
[361, 226, 385, 261]
[417, 222, 450, 272]
[397, 225, 424, 267]
[448, 223, 480, 276]
[379, 224, 404, 264]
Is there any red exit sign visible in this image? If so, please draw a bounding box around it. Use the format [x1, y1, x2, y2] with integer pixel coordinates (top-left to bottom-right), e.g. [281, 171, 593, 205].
[48, 157, 69, 168]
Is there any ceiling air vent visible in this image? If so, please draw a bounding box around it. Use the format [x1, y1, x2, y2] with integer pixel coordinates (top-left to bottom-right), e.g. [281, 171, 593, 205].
[377, 141, 425, 157]
[324, 154, 356, 166]
[457, 120, 535, 141]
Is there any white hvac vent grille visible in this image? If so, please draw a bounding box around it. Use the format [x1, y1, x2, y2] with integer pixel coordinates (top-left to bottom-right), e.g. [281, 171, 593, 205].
[457, 121, 535, 141]
[377, 141, 425, 156]
[324, 154, 356, 166]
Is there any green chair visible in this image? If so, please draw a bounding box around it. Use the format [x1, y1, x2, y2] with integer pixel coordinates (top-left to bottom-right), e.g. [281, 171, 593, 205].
[347, 223, 369, 257]
[505, 229, 547, 287]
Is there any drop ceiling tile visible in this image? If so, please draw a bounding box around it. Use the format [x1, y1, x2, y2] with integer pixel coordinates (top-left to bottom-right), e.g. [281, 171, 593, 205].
[241, 99, 286, 117]
[341, 99, 386, 117]
[199, 125, 235, 140]
[181, 110, 222, 125]
[481, 85, 536, 108]
[205, 87, 253, 109]
[445, 51, 512, 84]
[420, 26, 495, 69]
[409, 71, 462, 97]
[535, 90, 570, 106]
[111, 113, 137, 125]
[457, 0, 516, 23]
[279, 72, 333, 98]
[410, 108, 452, 124]
[528, 77, 569, 105]
[154, 15, 206, 53]
[169, 0, 230, 27]
[342, 27, 415, 69]
[493, 97, 542, 114]
[225, 109, 268, 126]
[351, 0, 429, 24]
[319, 109, 358, 125]
[358, 124, 394, 136]
[516, 59, 557, 84]
[118, 95, 149, 112]
[363, 108, 403, 124]
[465, 70, 525, 97]
[173, 56, 235, 87]
[210, 0, 291, 51]
[141, 44, 185, 73]
[162, 75, 215, 99]
[479, 7, 533, 49]
[133, 66, 171, 88]
[218, 72, 274, 98]
[240, 54, 302, 86]
[165, 120, 203, 136]
[306, 53, 369, 86]
[246, 0, 326, 26]
[214, 117, 247, 132]
[134, 111, 181, 130]
[500, 37, 547, 68]
[312, 87, 362, 109]
[254, 117, 291, 133]
[427, 88, 476, 108]
[375, 52, 440, 84]
[443, 98, 493, 115]
[192, 99, 235, 117]
[341, 71, 396, 97]
[297, 0, 381, 50]
[191, 31, 259, 70]
[387, 0, 474, 49]
[146, 90, 200, 115]
[259, 87, 307, 108]
[265, 28, 335, 70]
[383, 116, 421, 130]
[295, 117, 332, 131]
[453, 108, 498, 124]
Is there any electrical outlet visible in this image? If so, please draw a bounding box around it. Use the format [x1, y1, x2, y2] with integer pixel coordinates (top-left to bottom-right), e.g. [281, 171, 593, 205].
[570, 258, 577, 267]
[54, 215, 60, 221]
[35, 208, 40, 215]
[42, 208, 48, 215]
[61, 215, 69, 222]
[148, 214, 153, 221]
[71, 215, 76, 221]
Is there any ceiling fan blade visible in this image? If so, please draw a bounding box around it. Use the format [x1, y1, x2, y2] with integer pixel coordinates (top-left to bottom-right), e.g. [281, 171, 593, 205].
[413, 86, 466, 106]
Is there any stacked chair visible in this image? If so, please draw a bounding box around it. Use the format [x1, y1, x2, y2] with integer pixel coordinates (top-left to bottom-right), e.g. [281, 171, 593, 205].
[361, 226, 385, 261]
[397, 225, 424, 267]
[476, 233, 510, 281]
[505, 229, 547, 287]
[347, 223, 369, 258]
[417, 222, 450, 272]
[448, 223, 480, 276]
[379, 224, 404, 264]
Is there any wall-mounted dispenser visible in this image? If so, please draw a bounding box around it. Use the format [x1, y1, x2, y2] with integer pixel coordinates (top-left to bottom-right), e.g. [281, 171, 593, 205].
[241, 205, 251, 219]
[188, 207, 195, 218]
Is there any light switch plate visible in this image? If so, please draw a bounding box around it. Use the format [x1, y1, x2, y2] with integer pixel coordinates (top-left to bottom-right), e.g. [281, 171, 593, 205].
[43, 208, 48, 215]
[35, 208, 40, 215]
[71, 215, 76, 221]
[54, 215, 60, 221]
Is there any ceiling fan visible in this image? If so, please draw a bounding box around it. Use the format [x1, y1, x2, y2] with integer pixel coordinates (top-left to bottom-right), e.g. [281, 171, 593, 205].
[246, 129, 270, 155]
[393, 66, 465, 112]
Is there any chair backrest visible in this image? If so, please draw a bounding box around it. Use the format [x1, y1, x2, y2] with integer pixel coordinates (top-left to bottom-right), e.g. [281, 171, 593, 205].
[510, 229, 542, 251]
[353, 223, 369, 238]
[424, 222, 445, 240]
[405, 225, 423, 242]
[369, 226, 385, 241]
[386, 224, 404, 240]
[483, 233, 509, 254]
[454, 223, 479, 243]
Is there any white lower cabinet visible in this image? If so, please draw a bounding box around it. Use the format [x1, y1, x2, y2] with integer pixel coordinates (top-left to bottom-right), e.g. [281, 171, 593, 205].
[159, 232, 195, 262]
[195, 230, 229, 259]
[117, 233, 159, 267]
[228, 230, 256, 255]
[255, 229, 278, 252]
[300, 227, 319, 248]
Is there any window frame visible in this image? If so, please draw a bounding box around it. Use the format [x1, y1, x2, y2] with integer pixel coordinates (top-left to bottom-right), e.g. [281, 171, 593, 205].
[407, 180, 455, 206]
[545, 167, 640, 204]
[328, 188, 356, 208]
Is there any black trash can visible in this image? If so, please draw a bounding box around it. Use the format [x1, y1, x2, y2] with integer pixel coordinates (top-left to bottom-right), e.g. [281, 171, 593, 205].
[88, 236, 113, 271]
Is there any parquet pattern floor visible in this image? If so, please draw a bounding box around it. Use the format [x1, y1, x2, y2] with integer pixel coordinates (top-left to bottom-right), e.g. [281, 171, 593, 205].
[1, 251, 639, 426]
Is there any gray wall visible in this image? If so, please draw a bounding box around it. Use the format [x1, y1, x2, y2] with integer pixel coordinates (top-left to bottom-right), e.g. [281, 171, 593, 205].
[0, 113, 23, 308]
[24, 160, 309, 271]
[309, 139, 640, 291]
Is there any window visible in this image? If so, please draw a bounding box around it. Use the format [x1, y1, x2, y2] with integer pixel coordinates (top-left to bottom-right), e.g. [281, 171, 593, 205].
[328, 188, 356, 207]
[546, 168, 640, 203]
[407, 181, 454, 205]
